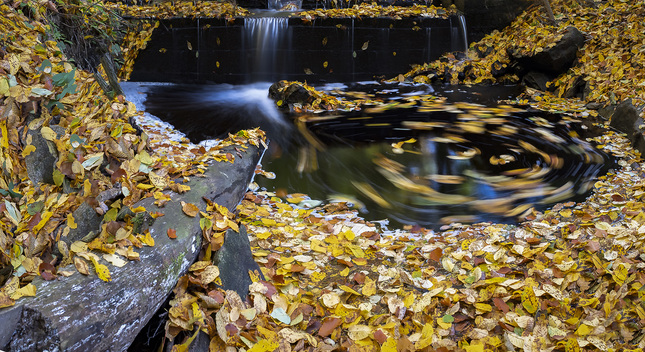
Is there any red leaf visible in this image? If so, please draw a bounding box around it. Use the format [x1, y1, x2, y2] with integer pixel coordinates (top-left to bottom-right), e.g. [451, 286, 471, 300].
[167, 228, 177, 239]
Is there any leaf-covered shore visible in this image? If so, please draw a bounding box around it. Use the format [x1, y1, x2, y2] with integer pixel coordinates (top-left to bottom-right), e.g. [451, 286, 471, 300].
[2, 0, 645, 351]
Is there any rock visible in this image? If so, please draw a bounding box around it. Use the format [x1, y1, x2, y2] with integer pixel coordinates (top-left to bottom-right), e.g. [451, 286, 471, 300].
[24, 125, 64, 186]
[214, 224, 264, 300]
[512, 26, 586, 74]
[585, 102, 605, 110]
[54, 201, 103, 256]
[522, 71, 554, 91]
[609, 99, 645, 154]
[268, 81, 314, 108]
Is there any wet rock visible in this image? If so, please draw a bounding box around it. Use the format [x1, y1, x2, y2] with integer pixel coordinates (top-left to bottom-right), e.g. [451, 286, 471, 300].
[609, 99, 645, 154]
[24, 125, 64, 186]
[269, 81, 313, 109]
[521, 71, 554, 91]
[511, 26, 586, 74]
[214, 224, 264, 300]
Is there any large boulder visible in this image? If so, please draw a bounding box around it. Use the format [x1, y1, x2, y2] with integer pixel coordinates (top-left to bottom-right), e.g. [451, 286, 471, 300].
[511, 26, 586, 74]
[609, 99, 645, 154]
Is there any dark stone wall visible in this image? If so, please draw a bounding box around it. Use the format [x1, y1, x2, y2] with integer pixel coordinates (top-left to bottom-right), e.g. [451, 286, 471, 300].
[130, 16, 463, 84]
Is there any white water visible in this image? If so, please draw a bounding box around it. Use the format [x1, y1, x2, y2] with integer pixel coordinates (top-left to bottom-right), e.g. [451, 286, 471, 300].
[244, 17, 290, 81]
[451, 14, 469, 53]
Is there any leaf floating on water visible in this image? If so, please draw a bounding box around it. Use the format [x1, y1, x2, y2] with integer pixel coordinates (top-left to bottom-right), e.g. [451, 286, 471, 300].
[187, 41, 192, 50]
[322, 37, 328, 46]
[361, 41, 369, 50]
[304, 68, 313, 75]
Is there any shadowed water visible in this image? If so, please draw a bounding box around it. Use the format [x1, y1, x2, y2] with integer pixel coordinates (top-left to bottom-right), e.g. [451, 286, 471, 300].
[128, 81, 616, 229]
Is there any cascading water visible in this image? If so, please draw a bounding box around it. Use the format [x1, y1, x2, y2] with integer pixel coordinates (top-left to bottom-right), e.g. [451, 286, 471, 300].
[244, 16, 291, 82]
[450, 14, 468, 53]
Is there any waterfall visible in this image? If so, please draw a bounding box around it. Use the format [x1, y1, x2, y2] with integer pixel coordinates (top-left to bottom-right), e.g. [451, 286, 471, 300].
[244, 17, 290, 82]
[450, 14, 469, 53]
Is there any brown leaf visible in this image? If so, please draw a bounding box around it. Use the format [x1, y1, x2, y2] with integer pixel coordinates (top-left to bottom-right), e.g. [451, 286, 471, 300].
[181, 201, 200, 217]
[73, 256, 90, 275]
[493, 297, 510, 313]
[586, 240, 600, 253]
[318, 317, 342, 337]
[428, 247, 442, 262]
[373, 329, 387, 344]
[167, 228, 177, 239]
[39, 262, 57, 281]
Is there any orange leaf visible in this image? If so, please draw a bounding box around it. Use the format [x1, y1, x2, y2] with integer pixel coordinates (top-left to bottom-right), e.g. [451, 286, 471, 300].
[428, 247, 442, 262]
[167, 228, 177, 239]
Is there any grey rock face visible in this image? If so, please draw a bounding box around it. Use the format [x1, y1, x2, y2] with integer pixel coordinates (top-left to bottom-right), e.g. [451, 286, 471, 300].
[25, 125, 65, 186]
[214, 224, 264, 300]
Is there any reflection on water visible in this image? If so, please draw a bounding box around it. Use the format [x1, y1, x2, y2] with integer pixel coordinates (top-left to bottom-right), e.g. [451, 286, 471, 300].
[136, 81, 615, 229]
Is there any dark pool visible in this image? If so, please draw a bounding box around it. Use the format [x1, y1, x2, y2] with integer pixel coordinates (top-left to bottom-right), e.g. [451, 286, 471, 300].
[129, 81, 615, 229]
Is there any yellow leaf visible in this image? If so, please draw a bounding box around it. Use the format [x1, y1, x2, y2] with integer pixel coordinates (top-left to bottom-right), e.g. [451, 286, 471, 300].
[474, 302, 492, 313]
[575, 324, 592, 336]
[415, 322, 434, 349]
[464, 343, 484, 352]
[66, 213, 77, 229]
[521, 285, 538, 314]
[256, 231, 271, 240]
[339, 284, 361, 296]
[261, 218, 276, 226]
[149, 171, 167, 189]
[33, 211, 53, 233]
[131, 206, 147, 213]
[89, 256, 111, 282]
[257, 325, 278, 340]
[248, 339, 279, 352]
[362, 41, 369, 50]
[21, 144, 36, 157]
[611, 263, 629, 285]
[41, 126, 57, 141]
[139, 231, 155, 246]
[362, 276, 376, 296]
[10, 283, 37, 300]
[339, 267, 350, 276]
[174, 329, 199, 352]
[181, 201, 200, 217]
[565, 338, 581, 352]
[381, 338, 397, 352]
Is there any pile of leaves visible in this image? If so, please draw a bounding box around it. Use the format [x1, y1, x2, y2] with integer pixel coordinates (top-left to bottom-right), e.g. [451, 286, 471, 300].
[299, 3, 456, 21]
[402, 0, 645, 108]
[0, 0, 263, 307]
[105, 0, 249, 19]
